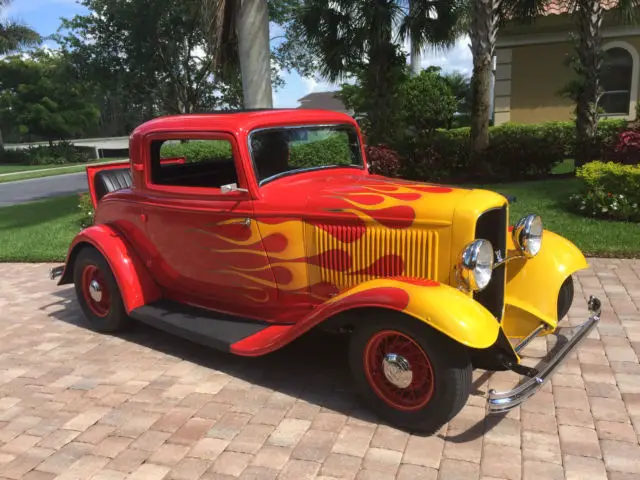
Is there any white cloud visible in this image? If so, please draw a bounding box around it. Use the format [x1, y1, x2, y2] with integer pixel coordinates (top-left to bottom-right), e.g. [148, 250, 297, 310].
[417, 36, 473, 76]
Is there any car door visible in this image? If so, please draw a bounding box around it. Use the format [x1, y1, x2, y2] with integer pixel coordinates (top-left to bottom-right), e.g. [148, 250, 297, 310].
[139, 131, 278, 319]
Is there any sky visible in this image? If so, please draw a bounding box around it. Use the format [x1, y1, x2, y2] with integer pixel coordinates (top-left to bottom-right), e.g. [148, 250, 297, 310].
[5, 0, 473, 108]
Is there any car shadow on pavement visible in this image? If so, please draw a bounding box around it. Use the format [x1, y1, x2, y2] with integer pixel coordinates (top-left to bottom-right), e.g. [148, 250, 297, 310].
[41, 286, 509, 439]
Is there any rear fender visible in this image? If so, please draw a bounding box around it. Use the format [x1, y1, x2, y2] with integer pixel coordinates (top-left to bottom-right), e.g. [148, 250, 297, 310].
[230, 278, 500, 356]
[504, 229, 589, 337]
[59, 224, 161, 313]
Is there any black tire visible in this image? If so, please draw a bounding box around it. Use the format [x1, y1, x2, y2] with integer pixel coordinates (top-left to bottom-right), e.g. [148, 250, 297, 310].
[557, 276, 575, 321]
[349, 313, 472, 434]
[73, 247, 129, 333]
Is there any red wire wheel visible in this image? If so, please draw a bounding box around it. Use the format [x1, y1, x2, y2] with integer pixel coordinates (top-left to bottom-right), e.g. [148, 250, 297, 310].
[363, 330, 435, 411]
[80, 264, 111, 318]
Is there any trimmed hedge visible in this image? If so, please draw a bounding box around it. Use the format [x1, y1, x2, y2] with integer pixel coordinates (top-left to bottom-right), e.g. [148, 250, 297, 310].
[0, 141, 95, 165]
[160, 135, 354, 169]
[396, 118, 628, 183]
[160, 140, 232, 162]
[289, 135, 352, 168]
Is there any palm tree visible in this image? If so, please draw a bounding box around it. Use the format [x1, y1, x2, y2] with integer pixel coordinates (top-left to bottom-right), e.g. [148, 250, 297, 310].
[201, 0, 273, 109]
[298, 0, 463, 142]
[0, 0, 40, 147]
[571, 0, 639, 166]
[468, 0, 639, 164]
[0, 0, 40, 55]
[467, 0, 547, 158]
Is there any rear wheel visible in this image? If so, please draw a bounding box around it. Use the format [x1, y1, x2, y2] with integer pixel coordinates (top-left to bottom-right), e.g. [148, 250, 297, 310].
[73, 247, 129, 333]
[557, 276, 575, 321]
[349, 314, 472, 434]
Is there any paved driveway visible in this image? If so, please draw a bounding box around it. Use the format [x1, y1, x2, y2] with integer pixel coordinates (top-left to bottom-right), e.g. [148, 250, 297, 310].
[0, 260, 639, 479]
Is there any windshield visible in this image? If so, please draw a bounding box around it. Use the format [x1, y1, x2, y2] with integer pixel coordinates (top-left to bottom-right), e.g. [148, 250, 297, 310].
[249, 124, 363, 184]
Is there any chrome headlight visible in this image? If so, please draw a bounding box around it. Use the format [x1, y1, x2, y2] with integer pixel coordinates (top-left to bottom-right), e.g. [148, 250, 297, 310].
[513, 214, 543, 258]
[457, 239, 494, 292]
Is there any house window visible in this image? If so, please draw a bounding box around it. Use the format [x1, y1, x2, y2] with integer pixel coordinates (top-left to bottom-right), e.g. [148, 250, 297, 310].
[601, 47, 633, 115]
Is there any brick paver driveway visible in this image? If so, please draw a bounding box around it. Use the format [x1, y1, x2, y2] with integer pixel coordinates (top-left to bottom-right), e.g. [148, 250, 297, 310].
[1, 260, 639, 479]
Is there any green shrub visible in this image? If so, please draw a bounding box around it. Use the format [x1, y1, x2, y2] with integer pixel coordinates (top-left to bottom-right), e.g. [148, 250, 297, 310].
[396, 119, 628, 184]
[0, 141, 95, 166]
[78, 192, 95, 229]
[158, 135, 353, 170]
[400, 69, 458, 133]
[568, 161, 640, 221]
[399, 123, 565, 183]
[0, 148, 31, 164]
[289, 135, 352, 168]
[160, 140, 232, 163]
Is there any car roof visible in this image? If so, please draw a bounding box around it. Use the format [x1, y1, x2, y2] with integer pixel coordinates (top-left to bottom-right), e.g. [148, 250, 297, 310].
[130, 109, 358, 138]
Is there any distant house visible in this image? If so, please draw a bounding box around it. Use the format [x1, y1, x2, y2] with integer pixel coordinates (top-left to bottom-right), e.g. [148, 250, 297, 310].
[494, 1, 639, 125]
[297, 92, 351, 114]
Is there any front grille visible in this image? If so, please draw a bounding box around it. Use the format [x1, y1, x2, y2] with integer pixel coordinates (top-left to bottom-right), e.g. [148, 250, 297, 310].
[310, 224, 439, 289]
[474, 206, 507, 320]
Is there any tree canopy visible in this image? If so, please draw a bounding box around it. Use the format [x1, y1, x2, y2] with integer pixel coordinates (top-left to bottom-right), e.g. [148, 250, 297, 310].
[0, 51, 100, 144]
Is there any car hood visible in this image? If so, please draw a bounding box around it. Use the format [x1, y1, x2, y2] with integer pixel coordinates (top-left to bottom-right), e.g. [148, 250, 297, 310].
[293, 173, 478, 228]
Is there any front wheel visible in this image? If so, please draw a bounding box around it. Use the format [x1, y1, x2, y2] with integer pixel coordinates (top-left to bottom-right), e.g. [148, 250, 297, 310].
[349, 314, 471, 434]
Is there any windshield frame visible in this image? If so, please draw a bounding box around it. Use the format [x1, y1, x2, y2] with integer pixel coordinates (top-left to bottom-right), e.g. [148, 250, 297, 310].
[247, 123, 365, 186]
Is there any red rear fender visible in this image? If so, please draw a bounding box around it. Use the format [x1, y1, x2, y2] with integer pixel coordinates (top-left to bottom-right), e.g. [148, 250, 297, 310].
[59, 224, 161, 313]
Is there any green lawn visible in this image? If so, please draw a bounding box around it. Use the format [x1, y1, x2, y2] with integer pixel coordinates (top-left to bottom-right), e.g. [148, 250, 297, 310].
[0, 195, 82, 262]
[0, 158, 127, 184]
[551, 158, 575, 175]
[0, 177, 638, 262]
[485, 178, 640, 258]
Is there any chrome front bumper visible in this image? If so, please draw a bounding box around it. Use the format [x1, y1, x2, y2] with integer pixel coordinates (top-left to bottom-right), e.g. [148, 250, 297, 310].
[487, 295, 601, 414]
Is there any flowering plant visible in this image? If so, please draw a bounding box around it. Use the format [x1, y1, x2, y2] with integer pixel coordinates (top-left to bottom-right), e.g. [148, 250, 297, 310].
[614, 130, 640, 164]
[568, 190, 640, 222]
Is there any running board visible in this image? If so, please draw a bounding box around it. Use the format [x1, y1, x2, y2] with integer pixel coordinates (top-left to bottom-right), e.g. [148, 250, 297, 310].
[129, 300, 289, 353]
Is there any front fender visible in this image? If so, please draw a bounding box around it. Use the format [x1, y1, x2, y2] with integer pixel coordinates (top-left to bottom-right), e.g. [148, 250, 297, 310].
[59, 224, 161, 313]
[315, 278, 500, 349]
[231, 278, 500, 356]
[504, 229, 589, 336]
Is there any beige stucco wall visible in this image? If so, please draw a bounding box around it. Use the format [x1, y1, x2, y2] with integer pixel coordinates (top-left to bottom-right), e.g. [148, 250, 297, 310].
[494, 33, 640, 125]
[509, 42, 575, 124]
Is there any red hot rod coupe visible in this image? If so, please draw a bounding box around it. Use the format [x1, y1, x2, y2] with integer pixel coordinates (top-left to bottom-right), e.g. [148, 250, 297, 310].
[51, 109, 600, 433]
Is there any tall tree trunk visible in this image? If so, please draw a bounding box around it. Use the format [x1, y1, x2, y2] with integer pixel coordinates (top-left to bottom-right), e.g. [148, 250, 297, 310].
[574, 0, 603, 167]
[469, 0, 500, 161]
[365, 0, 396, 144]
[409, 0, 421, 76]
[237, 0, 273, 109]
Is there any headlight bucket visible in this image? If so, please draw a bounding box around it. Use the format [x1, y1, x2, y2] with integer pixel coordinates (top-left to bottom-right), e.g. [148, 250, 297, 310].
[513, 214, 543, 258]
[457, 239, 494, 292]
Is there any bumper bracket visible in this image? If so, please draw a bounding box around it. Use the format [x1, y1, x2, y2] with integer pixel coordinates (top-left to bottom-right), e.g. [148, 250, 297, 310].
[487, 295, 601, 414]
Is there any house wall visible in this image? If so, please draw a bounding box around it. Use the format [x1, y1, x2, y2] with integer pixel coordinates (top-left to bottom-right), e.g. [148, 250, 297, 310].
[494, 29, 640, 125]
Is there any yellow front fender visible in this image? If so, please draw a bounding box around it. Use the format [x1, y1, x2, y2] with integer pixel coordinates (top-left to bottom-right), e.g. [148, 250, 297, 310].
[314, 278, 500, 349]
[504, 229, 589, 338]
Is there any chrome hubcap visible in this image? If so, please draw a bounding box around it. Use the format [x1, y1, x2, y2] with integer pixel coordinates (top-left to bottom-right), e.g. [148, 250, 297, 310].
[89, 280, 103, 302]
[382, 353, 413, 388]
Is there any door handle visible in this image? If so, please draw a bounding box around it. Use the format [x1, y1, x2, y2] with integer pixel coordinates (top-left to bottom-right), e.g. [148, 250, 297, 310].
[227, 218, 251, 227]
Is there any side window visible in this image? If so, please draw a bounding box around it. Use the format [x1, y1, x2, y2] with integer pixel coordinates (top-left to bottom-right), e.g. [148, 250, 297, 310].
[149, 138, 238, 189]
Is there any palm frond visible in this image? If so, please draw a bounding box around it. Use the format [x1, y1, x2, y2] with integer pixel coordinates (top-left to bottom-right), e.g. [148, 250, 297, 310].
[399, 0, 466, 51]
[499, 0, 551, 25]
[0, 21, 41, 55]
[612, 0, 640, 24]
